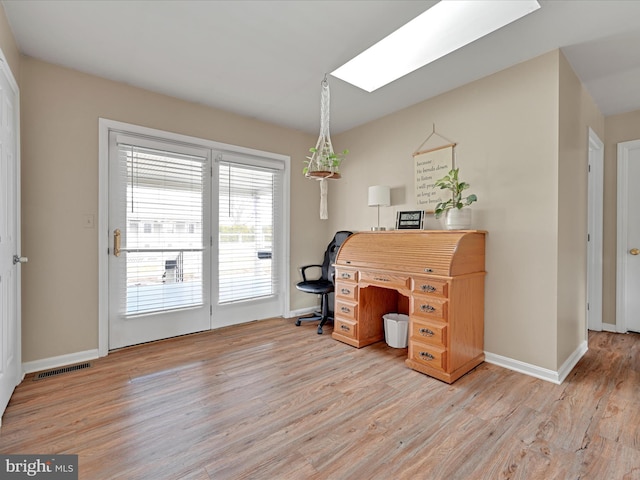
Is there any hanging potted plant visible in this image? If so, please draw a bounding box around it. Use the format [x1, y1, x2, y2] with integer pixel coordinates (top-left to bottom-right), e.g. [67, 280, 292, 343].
[433, 167, 478, 230]
[303, 75, 349, 220]
[303, 143, 349, 179]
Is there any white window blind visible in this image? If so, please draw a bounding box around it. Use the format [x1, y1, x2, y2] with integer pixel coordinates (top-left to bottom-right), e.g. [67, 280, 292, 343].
[218, 160, 282, 304]
[117, 140, 207, 315]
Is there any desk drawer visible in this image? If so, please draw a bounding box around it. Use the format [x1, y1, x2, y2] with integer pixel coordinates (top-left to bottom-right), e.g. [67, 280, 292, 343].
[334, 317, 357, 339]
[360, 270, 410, 291]
[335, 300, 357, 320]
[412, 277, 449, 298]
[411, 296, 448, 321]
[410, 341, 447, 371]
[411, 318, 447, 348]
[335, 281, 358, 301]
[335, 268, 358, 283]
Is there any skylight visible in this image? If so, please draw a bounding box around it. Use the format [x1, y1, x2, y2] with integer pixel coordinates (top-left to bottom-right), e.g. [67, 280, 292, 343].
[331, 0, 541, 92]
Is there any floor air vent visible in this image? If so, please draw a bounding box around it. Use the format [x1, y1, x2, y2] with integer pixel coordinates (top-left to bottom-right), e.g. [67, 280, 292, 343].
[34, 362, 91, 380]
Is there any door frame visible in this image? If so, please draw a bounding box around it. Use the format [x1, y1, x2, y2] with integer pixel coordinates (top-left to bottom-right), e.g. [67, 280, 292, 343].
[587, 128, 603, 331]
[98, 119, 290, 356]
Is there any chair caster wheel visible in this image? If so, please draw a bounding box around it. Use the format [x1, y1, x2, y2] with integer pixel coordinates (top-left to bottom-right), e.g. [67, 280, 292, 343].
[317, 326, 323, 334]
[295, 319, 301, 326]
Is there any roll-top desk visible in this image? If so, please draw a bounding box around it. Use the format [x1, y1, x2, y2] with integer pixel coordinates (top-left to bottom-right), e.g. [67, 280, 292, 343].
[332, 230, 486, 384]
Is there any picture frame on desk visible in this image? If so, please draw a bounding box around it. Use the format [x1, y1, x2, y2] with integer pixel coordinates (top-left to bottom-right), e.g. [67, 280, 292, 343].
[395, 210, 425, 230]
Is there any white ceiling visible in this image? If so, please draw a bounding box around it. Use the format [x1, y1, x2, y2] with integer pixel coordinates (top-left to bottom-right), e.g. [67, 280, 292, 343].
[3, 0, 640, 135]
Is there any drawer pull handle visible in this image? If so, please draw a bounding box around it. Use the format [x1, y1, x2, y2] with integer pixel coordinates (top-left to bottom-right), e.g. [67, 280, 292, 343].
[420, 284, 436, 293]
[341, 288, 351, 295]
[420, 304, 436, 313]
[341, 306, 351, 313]
[341, 273, 351, 279]
[424, 268, 434, 273]
[340, 325, 350, 332]
[419, 351, 435, 361]
[419, 328, 434, 337]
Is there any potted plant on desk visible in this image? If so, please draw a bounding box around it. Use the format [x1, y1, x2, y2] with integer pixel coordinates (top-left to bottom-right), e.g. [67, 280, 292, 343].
[433, 167, 478, 230]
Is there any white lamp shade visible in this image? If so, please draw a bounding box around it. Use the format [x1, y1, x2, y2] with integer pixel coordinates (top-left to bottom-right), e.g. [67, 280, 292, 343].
[368, 185, 391, 207]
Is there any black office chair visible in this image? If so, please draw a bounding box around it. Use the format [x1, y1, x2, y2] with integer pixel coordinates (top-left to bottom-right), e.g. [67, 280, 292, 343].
[295, 230, 353, 334]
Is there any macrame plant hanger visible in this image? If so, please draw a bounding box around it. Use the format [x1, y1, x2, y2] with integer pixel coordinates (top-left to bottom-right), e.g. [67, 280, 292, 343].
[306, 75, 341, 220]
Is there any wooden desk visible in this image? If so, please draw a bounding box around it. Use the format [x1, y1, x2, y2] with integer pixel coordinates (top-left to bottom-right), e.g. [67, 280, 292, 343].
[331, 230, 486, 384]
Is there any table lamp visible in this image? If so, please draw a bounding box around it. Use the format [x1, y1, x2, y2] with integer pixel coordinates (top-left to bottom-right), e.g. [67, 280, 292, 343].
[368, 185, 391, 231]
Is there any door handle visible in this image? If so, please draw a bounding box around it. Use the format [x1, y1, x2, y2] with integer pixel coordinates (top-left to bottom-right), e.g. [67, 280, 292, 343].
[13, 255, 28, 265]
[114, 229, 121, 257]
[630, 248, 640, 256]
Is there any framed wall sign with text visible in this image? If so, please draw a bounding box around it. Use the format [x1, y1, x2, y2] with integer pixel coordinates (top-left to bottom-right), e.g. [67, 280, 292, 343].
[396, 211, 425, 230]
[414, 144, 454, 212]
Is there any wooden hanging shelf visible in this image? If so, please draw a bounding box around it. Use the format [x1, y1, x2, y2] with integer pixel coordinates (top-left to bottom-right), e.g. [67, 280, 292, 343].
[307, 171, 341, 179]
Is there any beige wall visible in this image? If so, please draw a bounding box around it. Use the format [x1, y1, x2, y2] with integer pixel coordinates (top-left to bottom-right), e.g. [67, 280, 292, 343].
[603, 110, 640, 327]
[19, 57, 330, 362]
[332, 50, 601, 371]
[557, 52, 605, 365]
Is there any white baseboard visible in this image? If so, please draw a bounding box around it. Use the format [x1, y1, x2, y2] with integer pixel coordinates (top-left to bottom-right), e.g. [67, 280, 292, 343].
[22, 349, 100, 375]
[556, 340, 589, 383]
[286, 306, 319, 318]
[485, 340, 588, 385]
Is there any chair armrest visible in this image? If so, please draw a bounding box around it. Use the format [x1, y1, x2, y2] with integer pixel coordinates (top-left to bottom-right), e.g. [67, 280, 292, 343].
[299, 264, 322, 282]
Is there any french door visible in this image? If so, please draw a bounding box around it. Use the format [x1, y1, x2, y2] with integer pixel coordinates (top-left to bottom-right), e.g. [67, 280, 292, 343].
[108, 133, 212, 349]
[0, 54, 21, 418]
[103, 121, 288, 350]
[212, 153, 285, 327]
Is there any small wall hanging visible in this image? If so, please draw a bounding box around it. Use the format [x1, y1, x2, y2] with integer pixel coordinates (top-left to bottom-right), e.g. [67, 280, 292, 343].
[413, 124, 455, 213]
[303, 75, 348, 220]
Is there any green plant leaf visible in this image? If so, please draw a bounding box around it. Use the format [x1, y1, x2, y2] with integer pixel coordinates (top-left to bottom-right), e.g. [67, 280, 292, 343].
[432, 167, 478, 214]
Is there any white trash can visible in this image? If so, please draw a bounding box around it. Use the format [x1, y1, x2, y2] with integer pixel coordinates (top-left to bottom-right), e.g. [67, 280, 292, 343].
[383, 313, 409, 348]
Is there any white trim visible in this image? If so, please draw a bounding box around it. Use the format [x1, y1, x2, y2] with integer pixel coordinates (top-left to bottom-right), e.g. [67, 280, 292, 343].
[287, 306, 319, 318]
[616, 141, 629, 331]
[0, 51, 19, 93]
[587, 128, 603, 332]
[556, 340, 589, 383]
[484, 341, 587, 384]
[98, 118, 291, 354]
[100, 119, 290, 162]
[98, 121, 110, 356]
[616, 140, 640, 332]
[22, 350, 100, 375]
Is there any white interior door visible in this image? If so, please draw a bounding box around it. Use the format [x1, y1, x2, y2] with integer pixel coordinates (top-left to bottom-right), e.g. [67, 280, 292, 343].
[617, 139, 640, 333]
[0, 55, 21, 419]
[108, 132, 211, 349]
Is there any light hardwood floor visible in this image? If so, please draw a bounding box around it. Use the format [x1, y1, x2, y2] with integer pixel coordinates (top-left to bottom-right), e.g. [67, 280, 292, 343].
[1, 318, 639, 479]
